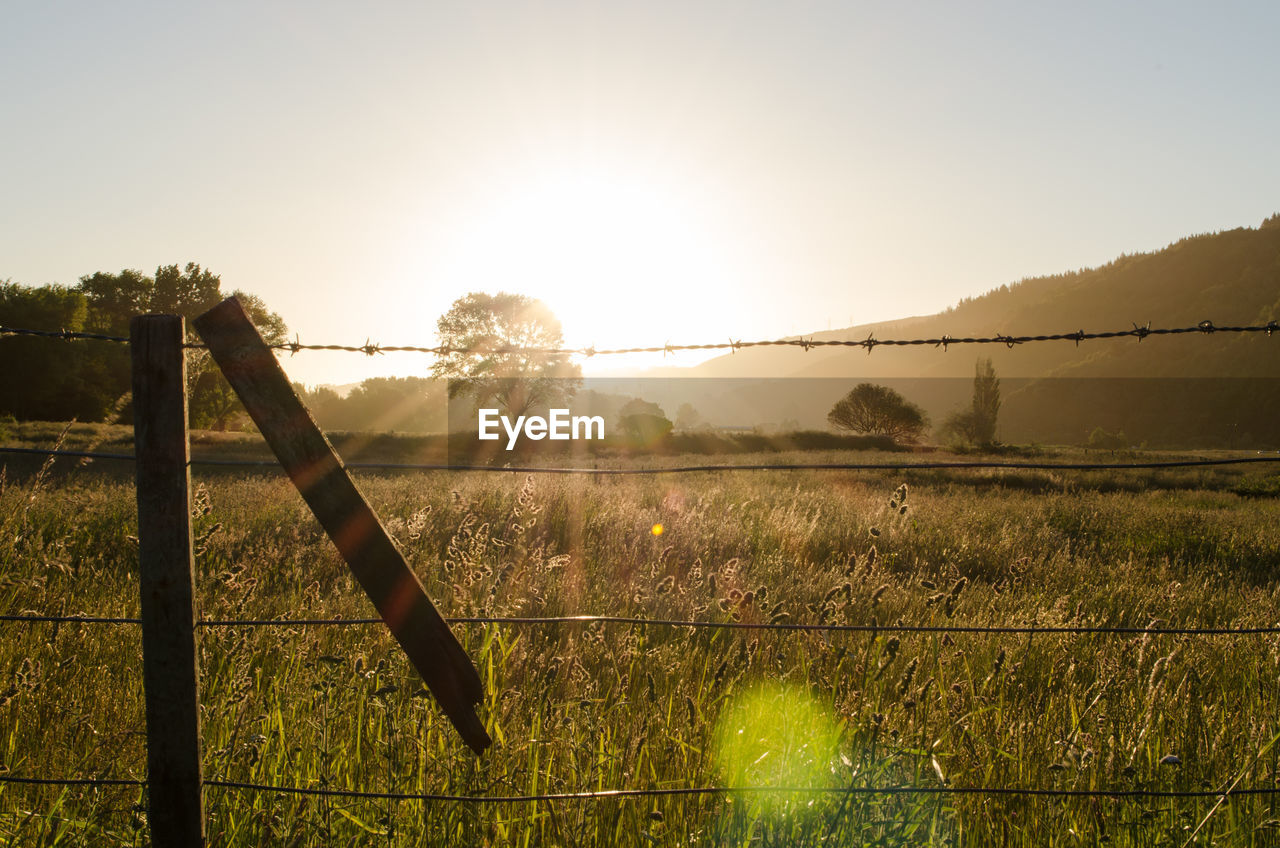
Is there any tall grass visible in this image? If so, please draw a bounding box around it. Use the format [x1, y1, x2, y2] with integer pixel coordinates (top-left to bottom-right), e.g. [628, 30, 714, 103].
[2, 449, 1280, 845]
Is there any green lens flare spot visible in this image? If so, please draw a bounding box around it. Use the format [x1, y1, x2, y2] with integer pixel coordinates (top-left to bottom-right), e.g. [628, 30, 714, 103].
[712, 683, 841, 805]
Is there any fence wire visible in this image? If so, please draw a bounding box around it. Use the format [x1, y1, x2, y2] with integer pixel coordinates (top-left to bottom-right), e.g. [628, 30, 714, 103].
[0, 326, 129, 343]
[196, 614, 1280, 637]
[4, 445, 1280, 475]
[1, 772, 1274, 802]
[0, 774, 144, 789]
[7, 609, 1280, 639]
[202, 779, 1280, 802]
[0, 613, 141, 625]
[4, 318, 1278, 357]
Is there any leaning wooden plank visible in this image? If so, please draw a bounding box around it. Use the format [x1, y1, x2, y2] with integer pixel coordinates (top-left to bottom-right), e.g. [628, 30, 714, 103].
[193, 296, 490, 754]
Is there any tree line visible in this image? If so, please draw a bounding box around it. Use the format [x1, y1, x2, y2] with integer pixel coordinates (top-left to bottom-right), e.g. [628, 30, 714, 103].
[5, 269, 1005, 447]
[1, 264, 285, 428]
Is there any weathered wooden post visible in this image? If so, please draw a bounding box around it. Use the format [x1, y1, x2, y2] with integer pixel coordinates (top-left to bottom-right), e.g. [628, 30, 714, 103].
[131, 314, 205, 846]
[193, 297, 490, 754]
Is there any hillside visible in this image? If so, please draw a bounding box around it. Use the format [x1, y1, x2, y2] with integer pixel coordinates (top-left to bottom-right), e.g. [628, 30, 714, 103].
[675, 215, 1280, 381]
[641, 215, 1280, 446]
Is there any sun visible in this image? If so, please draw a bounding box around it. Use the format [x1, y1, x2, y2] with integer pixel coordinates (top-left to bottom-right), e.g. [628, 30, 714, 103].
[433, 157, 749, 365]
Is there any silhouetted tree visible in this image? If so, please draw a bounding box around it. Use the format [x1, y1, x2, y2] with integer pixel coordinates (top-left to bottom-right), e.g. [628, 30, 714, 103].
[1087, 426, 1127, 451]
[942, 358, 1000, 447]
[618, 398, 673, 446]
[675, 402, 705, 431]
[827, 384, 928, 444]
[431, 292, 581, 416]
[0, 282, 105, 420]
[0, 266, 286, 427]
[971, 358, 1000, 445]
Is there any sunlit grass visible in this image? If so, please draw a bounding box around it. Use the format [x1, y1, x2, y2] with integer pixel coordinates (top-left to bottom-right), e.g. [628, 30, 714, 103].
[2, 445, 1280, 844]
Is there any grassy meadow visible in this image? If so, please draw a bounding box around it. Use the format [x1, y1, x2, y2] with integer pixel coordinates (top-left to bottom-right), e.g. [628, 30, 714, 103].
[3, 425, 1280, 845]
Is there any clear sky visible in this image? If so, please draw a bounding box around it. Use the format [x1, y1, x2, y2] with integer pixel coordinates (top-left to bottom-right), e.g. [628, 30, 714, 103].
[4, 2, 1278, 386]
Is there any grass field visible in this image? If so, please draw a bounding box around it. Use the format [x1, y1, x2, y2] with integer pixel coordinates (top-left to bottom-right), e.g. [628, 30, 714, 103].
[3, 428, 1280, 845]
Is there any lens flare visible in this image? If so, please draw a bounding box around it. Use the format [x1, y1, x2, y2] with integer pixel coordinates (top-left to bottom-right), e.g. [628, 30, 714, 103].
[713, 683, 840, 806]
[651, 523, 664, 536]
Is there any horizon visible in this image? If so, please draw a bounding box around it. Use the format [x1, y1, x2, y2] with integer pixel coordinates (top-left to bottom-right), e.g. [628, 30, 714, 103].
[4, 3, 1279, 386]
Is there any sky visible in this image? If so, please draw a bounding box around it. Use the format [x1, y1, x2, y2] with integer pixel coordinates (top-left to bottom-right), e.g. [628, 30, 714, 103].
[3, 1, 1279, 387]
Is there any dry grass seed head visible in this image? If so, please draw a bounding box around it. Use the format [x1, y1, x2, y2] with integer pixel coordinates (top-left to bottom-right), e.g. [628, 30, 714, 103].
[898, 657, 919, 696]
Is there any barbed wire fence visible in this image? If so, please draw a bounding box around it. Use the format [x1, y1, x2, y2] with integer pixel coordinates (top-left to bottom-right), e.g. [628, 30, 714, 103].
[5, 317, 1280, 355]
[3, 317, 1280, 842]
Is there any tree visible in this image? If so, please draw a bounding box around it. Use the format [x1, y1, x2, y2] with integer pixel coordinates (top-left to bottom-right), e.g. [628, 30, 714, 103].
[151, 263, 222, 316]
[2, 267, 286, 426]
[1087, 426, 1127, 451]
[939, 409, 978, 445]
[618, 398, 673, 446]
[78, 263, 228, 334]
[0, 282, 107, 421]
[338, 377, 447, 432]
[431, 292, 581, 416]
[941, 358, 1001, 447]
[78, 269, 152, 333]
[827, 383, 929, 444]
[185, 289, 289, 430]
[971, 357, 1001, 446]
[675, 402, 705, 431]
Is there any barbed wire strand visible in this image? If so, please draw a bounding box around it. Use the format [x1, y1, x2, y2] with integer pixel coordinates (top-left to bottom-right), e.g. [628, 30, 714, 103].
[4, 319, 1278, 358]
[4, 445, 1279, 474]
[0, 327, 129, 343]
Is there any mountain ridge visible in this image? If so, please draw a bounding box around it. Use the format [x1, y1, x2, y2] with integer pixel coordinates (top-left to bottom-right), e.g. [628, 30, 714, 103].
[651, 215, 1280, 382]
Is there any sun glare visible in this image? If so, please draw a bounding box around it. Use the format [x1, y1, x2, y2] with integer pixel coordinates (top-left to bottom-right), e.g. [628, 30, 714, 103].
[435, 159, 748, 366]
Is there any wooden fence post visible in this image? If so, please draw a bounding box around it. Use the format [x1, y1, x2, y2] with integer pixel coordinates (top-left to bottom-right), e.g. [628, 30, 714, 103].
[131, 314, 205, 846]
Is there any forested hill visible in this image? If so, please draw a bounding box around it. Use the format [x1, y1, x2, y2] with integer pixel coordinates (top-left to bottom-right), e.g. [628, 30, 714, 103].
[677, 214, 1280, 381]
